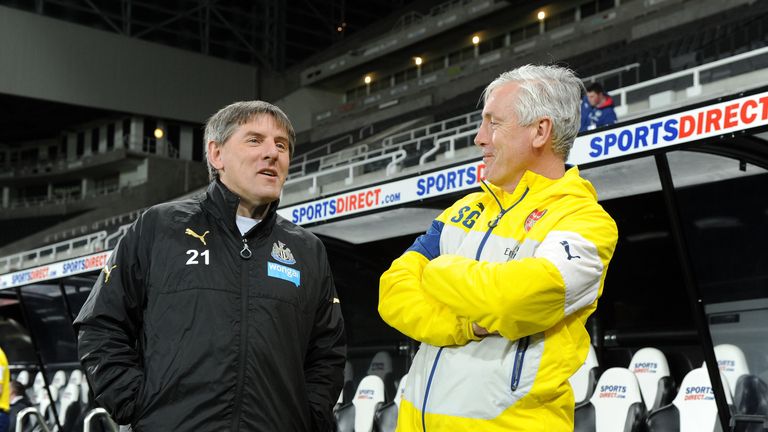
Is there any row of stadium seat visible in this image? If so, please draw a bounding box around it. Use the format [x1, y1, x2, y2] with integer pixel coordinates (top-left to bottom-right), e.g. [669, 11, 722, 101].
[12, 368, 98, 432]
[571, 344, 768, 431]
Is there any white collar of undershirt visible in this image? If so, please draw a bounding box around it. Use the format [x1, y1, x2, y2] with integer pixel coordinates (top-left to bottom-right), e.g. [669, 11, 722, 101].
[236, 215, 261, 236]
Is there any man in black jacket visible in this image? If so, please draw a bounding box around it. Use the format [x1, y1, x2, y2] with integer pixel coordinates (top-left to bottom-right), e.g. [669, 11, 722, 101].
[8, 381, 31, 432]
[74, 101, 346, 431]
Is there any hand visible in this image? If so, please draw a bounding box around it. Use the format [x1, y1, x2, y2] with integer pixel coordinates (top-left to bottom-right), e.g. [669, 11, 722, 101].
[473, 323, 491, 337]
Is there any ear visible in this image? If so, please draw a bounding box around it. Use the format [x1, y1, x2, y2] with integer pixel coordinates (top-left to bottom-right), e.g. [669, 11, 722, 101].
[531, 117, 553, 152]
[207, 140, 224, 171]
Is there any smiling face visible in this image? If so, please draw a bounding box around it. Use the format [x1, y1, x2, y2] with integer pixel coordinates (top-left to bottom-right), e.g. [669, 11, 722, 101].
[474, 82, 538, 192]
[207, 114, 290, 216]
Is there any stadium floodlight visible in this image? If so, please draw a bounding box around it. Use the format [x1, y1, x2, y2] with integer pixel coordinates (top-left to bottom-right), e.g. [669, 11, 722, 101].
[471, 35, 480, 45]
[537, 11, 546, 20]
[154, 128, 164, 139]
[414, 57, 423, 78]
[364, 75, 372, 84]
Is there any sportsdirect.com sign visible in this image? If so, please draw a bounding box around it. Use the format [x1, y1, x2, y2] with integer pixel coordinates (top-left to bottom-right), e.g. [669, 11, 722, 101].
[278, 162, 487, 224]
[568, 91, 768, 164]
[0, 251, 112, 290]
[280, 91, 768, 226]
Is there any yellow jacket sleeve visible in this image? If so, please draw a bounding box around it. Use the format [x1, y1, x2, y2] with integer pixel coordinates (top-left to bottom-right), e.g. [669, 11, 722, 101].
[420, 206, 617, 341]
[379, 251, 478, 346]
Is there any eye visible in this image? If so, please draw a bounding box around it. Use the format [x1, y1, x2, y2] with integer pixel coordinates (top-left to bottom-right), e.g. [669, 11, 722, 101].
[276, 141, 288, 151]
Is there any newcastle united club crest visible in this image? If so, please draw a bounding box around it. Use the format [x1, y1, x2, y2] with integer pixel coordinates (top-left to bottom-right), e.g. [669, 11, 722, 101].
[271, 241, 296, 265]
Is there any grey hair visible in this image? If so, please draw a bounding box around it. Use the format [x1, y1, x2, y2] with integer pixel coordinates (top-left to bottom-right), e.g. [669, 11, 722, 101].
[204, 100, 296, 181]
[482, 64, 584, 160]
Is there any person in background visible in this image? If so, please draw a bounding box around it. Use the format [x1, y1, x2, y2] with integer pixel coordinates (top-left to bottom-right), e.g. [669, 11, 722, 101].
[8, 381, 31, 432]
[580, 82, 618, 131]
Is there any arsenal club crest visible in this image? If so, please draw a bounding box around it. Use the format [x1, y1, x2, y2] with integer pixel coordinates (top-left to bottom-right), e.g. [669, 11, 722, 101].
[524, 209, 547, 232]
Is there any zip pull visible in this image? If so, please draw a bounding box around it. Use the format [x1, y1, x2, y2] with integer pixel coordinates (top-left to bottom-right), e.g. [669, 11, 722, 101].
[240, 239, 252, 260]
[488, 212, 504, 228]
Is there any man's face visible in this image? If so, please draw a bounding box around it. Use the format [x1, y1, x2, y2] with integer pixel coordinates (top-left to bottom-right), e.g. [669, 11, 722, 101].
[587, 91, 601, 107]
[474, 82, 537, 192]
[209, 114, 290, 210]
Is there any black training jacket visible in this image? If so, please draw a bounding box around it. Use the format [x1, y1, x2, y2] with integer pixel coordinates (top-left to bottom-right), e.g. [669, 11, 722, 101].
[74, 180, 346, 431]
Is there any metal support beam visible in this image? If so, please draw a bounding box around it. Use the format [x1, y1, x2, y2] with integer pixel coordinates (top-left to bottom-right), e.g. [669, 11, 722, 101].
[121, 0, 131, 36]
[654, 153, 732, 430]
[134, 3, 206, 38]
[16, 286, 64, 432]
[83, 0, 123, 34]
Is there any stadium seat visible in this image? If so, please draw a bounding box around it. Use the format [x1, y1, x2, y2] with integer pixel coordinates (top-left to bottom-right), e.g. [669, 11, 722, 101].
[80, 378, 90, 404]
[570, 344, 602, 404]
[714, 344, 768, 420]
[715, 344, 751, 391]
[374, 374, 407, 432]
[646, 367, 733, 432]
[32, 371, 45, 405]
[367, 352, 395, 401]
[58, 382, 82, 429]
[574, 367, 646, 432]
[16, 370, 30, 386]
[68, 370, 83, 387]
[335, 375, 386, 432]
[629, 347, 675, 411]
[51, 370, 67, 396]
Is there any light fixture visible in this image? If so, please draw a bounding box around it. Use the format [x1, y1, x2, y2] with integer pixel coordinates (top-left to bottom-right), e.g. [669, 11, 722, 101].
[414, 56, 423, 66]
[537, 10, 546, 20]
[471, 35, 480, 45]
[153, 128, 164, 139]
[364, 75, 372, 84]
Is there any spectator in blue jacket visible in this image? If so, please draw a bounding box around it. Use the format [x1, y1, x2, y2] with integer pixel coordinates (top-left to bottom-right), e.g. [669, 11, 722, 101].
[580, 82, 617, 131]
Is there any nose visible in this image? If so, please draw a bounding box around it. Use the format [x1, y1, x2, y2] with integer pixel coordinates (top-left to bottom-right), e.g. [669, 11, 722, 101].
[263, 139, 280, 160]
[474, 121, 489, 148]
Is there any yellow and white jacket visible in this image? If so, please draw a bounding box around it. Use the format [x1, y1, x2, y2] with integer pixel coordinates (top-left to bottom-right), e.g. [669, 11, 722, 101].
[379, 167, 618, 431]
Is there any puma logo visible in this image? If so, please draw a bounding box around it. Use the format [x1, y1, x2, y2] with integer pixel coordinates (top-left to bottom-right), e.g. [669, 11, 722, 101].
[185, 228, 210, 245]
[560, 241, 581, 260]
[103, 265, 117, 283]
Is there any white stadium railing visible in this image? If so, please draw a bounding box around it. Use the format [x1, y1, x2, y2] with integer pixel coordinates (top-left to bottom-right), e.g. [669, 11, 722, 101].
[0, 231, 107, 274]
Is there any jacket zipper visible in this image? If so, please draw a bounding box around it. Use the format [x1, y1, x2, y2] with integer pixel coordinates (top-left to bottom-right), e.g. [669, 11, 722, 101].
[421, 347, 444, 432]
[475, 186, 529, 260]
[231, 237, 251, 431]
[510, 336, 530, 391]
[420, 186, 528, 431]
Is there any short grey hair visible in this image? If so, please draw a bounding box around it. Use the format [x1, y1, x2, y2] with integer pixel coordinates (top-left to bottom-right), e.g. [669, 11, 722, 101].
[204, 100, 296, 181]
[483, 64, 584, 160]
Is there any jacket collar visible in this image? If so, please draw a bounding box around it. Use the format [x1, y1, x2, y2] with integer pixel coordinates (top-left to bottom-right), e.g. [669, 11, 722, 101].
[480, 166, 586, 207]
[204, 179, 279, 237]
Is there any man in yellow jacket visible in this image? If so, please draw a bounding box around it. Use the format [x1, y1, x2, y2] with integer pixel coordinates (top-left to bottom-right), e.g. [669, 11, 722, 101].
[0, 346, 9, 432]
[379, 64, 618, 431]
